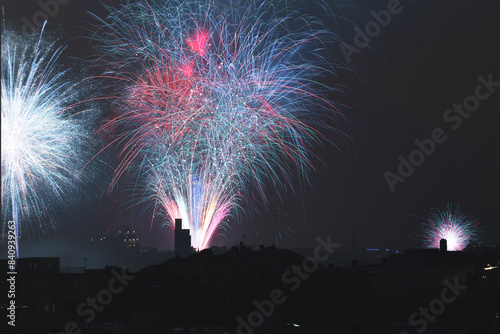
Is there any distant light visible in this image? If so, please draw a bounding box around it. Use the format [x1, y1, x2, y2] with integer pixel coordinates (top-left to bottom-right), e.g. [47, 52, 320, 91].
[483, 265, 498, 271]
[286, 323, 301, 328]
[367, 248, 380, 251]
[396, 250, 399, 254]
[385, 249, 390, 252]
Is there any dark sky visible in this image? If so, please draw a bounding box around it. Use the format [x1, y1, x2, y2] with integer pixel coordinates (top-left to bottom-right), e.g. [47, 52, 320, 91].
[2, 0, 499, 257]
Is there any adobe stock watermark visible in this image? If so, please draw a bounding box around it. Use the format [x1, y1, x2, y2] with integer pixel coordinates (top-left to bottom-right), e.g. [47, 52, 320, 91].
[340, 0, 413, 63]
[21, 0, 71, 36]
[48, 268, 134, 334]
[212, 0, 244, 14]
[400, 276, 467, 334]
[225, 235, 340, 334]
[385, 73, 499, 192]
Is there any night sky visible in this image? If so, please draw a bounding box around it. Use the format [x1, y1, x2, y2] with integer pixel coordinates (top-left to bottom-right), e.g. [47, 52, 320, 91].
[1, 0, 499, 264]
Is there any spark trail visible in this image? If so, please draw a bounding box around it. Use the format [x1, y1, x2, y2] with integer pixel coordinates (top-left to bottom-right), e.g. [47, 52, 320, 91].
[1, 24, 89, 257]
[422, 204, 480, 251]
[92, 0, 342, 250]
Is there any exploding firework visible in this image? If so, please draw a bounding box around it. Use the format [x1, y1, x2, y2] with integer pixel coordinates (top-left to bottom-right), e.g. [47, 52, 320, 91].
[92, 0, 342, 250]
[1, 24, 91, 256]
[422, 204, 480, 251]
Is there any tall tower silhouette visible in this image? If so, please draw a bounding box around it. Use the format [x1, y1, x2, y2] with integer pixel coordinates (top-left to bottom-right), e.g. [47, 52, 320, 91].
[175, 218, 192, 257]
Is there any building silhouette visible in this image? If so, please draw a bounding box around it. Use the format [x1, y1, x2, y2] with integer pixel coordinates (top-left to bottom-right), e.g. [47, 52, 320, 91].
[1, 242, 498, 333]
[174, 218, 193, 257]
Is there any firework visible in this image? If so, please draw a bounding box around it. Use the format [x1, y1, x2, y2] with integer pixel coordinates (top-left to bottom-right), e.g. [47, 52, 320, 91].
[422, 204, 480, 251]
[1, 24, 89, 256]
[92, 0, 341, 250]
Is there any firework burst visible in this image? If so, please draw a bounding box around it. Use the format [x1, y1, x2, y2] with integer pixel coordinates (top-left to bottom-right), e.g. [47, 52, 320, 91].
[422, 204, 480, 251]
[92, 0, 342, 250]
[1, 24, 91, 256]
